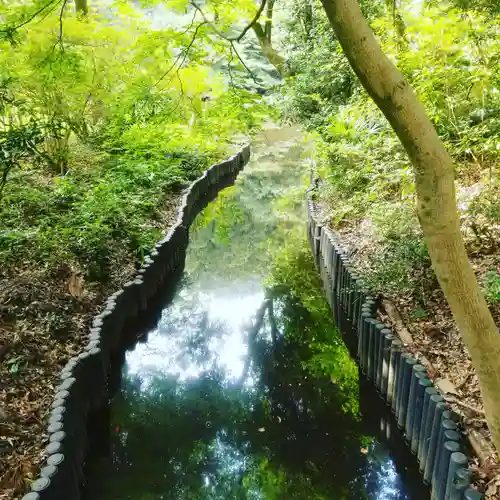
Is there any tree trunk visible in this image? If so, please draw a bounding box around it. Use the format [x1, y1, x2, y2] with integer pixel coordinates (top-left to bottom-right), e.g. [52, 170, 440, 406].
[265, 0, 276, 40]
[75, 0, 88, 16]
[319, 0, 500, 453]
[268, 298, 278, 345]
[252, 22, 285, 76]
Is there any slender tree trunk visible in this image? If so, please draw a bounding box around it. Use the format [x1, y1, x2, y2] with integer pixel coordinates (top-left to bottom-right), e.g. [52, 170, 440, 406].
[268, 298, 278, 345]
[319, 0, 500, 452]
[75, 0, 88, 16]
[237, 299, 269, 387]
[265, 0, 276, 40]
[252, 22, 285, 75]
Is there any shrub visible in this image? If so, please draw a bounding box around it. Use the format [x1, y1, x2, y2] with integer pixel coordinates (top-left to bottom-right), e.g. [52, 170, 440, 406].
[364, 203, 433, 298]
[484, 271, 500, 304]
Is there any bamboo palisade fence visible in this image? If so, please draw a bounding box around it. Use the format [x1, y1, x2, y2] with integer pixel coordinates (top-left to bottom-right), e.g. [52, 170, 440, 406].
[21, 145, 251, 500]
[306, 183, 483, 500]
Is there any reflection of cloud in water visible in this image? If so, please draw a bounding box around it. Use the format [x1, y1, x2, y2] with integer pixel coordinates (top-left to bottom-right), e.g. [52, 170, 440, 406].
[98, 126, 420, 500]
[376, 461, 401, 500]
[126, 281, 264, 390]
[364, 441, 409, 500]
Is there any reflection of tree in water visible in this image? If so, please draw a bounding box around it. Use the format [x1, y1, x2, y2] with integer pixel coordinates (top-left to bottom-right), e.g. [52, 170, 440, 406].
[187, 143, 307, 282]
[87, 121, 416, 499]
[239, 289, 368, 499]
[97, 284, 371, 499]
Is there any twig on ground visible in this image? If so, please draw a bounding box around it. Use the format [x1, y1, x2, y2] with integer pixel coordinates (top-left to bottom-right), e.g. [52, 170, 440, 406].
[381, 298, 414, 344]
[444, 395, 486, 417]
[468, 429, 498, 465]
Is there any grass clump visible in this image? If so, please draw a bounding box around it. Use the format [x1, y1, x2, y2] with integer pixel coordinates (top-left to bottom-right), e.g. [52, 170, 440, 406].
[484, 271, 500, 304]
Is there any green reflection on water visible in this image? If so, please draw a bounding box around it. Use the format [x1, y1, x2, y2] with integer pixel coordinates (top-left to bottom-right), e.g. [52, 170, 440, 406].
[89, 125, 409, 500]
[188, 126, 310, 281]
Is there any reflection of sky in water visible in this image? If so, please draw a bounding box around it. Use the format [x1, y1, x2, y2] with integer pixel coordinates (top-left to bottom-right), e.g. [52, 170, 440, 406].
[104, 128, 420, 499]
[366, 442, 405, 499]
[126, 281, 264, 389]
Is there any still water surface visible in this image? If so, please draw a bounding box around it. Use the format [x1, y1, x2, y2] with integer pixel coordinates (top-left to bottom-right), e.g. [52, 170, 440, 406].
[88, 126, 428, 499]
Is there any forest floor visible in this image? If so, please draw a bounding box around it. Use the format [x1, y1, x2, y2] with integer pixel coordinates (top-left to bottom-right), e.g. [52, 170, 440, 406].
[316, 188, 500, 498]
[0, 137, 248, 498]
[0, 195, 180, 500]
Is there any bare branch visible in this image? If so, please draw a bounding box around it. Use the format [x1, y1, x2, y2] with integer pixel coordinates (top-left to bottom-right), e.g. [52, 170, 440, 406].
[230, 41, 258, 83]
[176, 71, 185, 100]
[36, 0, 68, 66]
[54, 0, 68, 52]
[236, 0, 268, 42]
[227, 48, 239, 95]
[190, 0, 267, 42]
[177, 11, 198, 37]
[154, 18, 206, 87]
[227, 47, 255, 97]
[186, 1, 266, 83]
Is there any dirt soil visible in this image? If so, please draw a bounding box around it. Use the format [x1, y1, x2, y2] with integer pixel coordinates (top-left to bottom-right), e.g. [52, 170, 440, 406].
[0, 196, 180, 500]
[315, 208, 500, 498]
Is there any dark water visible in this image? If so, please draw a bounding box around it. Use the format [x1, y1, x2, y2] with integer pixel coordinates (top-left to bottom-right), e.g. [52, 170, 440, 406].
[87, 126, 429, 500]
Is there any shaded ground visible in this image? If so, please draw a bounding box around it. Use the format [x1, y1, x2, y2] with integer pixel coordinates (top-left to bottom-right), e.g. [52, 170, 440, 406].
[0, 196, 180, 499]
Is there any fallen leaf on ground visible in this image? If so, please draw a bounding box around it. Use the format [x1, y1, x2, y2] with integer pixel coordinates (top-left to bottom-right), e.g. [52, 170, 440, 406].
[435, 377, 459, 396]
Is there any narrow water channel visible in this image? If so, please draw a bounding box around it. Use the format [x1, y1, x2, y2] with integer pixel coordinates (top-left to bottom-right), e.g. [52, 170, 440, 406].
[86, 125, 429, 499]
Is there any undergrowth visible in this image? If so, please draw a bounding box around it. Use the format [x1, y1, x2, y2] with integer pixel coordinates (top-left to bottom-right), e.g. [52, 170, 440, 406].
[484, 271, 500, 304]
[279, 1, 500, 300]
[0, 4, 271, 284]
[0, 150, 210, 281]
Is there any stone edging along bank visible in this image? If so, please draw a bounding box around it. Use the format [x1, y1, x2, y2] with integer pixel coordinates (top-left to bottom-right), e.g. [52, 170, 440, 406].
[21, 144, 251, 500]
[306, 185, 483, 500]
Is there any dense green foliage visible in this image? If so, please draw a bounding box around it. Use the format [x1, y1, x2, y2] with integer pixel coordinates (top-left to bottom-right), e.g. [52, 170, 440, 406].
[189, 132, 309, 280]
[280, 0, 500, 302]
[0, 1, 269, 279]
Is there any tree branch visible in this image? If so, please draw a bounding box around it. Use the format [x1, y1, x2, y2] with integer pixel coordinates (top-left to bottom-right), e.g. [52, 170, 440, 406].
[0, 0, 62, 34]
[154, 18, 206, 88]
[230, 41, 258, 83]
[190, 0, 267, 42]
[237, 0, 268, 42]
[54, 0, 68, 52]
[228, 47, 237, 93]
[227, 47, 246, 96]
[36, 0, 68, 66]
[187, 1, 268, 82]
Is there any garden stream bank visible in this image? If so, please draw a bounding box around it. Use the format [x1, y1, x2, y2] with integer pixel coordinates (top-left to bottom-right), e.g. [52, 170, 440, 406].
[83, 125, 427, 499]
